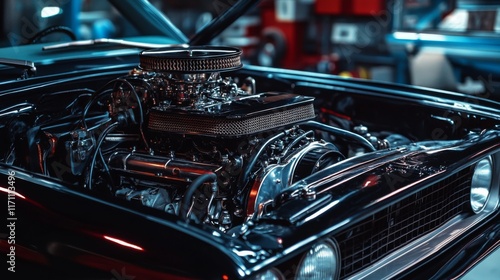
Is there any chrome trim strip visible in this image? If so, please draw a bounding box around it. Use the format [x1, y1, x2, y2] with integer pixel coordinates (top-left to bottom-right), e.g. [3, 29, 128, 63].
[43, 39, 188, 50]
[346, 213, 494, 280]
[347, 152, 500, 280]
[246, 153, 500, 277]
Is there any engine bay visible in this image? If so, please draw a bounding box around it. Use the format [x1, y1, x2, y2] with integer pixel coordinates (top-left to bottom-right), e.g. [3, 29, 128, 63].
[2, 46, 414, 232]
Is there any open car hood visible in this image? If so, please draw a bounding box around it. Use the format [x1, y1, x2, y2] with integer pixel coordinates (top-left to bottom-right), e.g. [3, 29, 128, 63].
[109, 0, 261, 46]
[188, 0, 261, 45]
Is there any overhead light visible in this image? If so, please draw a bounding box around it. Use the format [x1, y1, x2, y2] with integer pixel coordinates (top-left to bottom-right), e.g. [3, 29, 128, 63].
[418, 33, 446, 41]
[393, 32, 446, 41]
[41, 7, 62, 18]
[393, 32, 419, 40]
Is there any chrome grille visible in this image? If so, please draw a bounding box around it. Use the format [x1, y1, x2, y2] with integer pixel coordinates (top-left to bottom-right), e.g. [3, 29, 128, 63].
[147, 104, 315, 137]
[336, 167, 473, 278]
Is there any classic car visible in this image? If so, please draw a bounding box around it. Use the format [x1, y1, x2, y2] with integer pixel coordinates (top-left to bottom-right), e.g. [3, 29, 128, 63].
[1, 0, 499, 279]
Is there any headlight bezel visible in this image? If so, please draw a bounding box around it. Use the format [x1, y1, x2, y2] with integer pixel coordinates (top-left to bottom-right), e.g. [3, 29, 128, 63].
[295, 239, 341, 280]
[250, 267, 285, 280]
[470, 155, 496, 214]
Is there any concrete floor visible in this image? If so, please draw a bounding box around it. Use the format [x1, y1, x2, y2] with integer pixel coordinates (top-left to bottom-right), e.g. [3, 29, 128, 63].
[462, 247, 500, 279]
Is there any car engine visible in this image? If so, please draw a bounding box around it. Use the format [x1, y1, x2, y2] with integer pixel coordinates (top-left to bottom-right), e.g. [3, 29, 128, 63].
[3, 46, 407, 232]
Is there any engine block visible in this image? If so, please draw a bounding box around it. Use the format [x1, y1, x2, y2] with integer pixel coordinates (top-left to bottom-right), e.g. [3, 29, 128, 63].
[0, 46, 351, 232]
[97, 46, 345, 230]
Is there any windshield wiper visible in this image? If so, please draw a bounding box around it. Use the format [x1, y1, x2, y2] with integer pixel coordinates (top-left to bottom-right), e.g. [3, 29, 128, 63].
[43, 39, 188, 51]
[0, 58, 36, 79]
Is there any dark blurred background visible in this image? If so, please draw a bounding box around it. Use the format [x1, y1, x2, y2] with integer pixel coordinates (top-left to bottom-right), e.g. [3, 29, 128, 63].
[1, 0, 499, 99]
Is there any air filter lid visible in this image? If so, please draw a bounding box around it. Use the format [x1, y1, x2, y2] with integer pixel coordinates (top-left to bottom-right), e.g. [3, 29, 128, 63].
[139, 46, 242, 73]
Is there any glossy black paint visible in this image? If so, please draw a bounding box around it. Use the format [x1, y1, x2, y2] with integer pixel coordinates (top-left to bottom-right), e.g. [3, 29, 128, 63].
[239, 131, 500, 275]
[1, 60, 499, 278]
[0, 166, 249, 279]
[404, 222, 500, 280]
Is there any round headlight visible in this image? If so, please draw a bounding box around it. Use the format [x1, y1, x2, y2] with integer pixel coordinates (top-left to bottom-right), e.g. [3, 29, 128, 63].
[296, 240, 340, 280]
[470, 156, 493, 214]
[251, 268, 284, 280]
